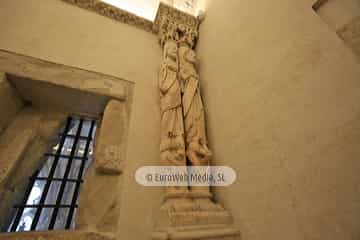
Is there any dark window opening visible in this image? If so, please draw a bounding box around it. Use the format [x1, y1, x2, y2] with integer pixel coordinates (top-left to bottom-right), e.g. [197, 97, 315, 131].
[7, 116, 97, 232]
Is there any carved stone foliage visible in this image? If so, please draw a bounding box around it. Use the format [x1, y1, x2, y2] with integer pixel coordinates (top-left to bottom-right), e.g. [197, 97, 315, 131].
[61, 0, 200, 43]
[61, 0, 154, 32]
[153, 2, 200, 48]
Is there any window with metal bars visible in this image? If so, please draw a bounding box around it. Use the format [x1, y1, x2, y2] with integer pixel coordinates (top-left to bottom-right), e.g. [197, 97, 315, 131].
[7, 116, 97, 232]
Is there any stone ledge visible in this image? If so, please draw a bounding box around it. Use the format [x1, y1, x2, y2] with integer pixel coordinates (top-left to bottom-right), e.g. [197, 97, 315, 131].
[0, 49, 129, 101]
[0, 230, 116, 240]
[152, 226, 240, 240]
[156, 210, 233, 228]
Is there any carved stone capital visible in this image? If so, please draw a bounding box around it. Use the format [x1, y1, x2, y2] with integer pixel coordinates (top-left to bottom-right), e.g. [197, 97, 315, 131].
[62, 0, 154, 32]
[153, 2, 200, 48]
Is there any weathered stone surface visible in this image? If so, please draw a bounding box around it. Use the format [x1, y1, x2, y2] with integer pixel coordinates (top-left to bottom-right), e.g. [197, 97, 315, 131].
[0, 108, 65, 231]
[8, 74, 112, 116]
[0, 50, 128, 101]
[0, 230, 116, 240]
[0, 73, 23, 135]
[0, 119, 36, 188]
[95, 99, 127, 174]
[156, 209, 233, 228]
[152, 226, 240, 240]
[76, 167, 121, 233]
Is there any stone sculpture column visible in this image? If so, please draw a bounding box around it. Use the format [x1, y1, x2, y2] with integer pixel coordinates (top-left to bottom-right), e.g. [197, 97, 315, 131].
[178, 42, 224, 210]
[152, 3, 240, 240]
[159, 39, 194, 211]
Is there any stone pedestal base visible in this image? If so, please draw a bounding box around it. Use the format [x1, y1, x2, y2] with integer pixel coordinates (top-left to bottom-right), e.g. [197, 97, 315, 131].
[153, 198, 240, 240]
[156, 209, 233, 227]
[152, 225, 240, 240]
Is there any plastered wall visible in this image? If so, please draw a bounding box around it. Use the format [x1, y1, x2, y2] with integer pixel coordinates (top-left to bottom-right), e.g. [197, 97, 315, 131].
[0, 0, 162, 239]
[196, 0, 360, 239]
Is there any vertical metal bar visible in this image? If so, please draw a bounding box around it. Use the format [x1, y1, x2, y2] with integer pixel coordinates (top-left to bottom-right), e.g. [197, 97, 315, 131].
[65, 120, 96, 229]
[48, 119, 84, 230]
[30, 117, 72, 230]
[9, 170, 39, 232]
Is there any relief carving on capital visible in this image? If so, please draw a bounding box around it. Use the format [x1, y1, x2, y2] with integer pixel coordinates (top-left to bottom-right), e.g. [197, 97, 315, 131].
[153, 2, 200, 48]
[61, 0, 154, 32]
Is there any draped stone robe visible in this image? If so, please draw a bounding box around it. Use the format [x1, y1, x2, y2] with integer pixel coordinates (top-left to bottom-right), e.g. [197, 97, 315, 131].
[179, 44, 211, 167]
[159, 41, 186, 166]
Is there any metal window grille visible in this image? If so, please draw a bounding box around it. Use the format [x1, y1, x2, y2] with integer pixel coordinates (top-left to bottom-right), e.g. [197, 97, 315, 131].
[8, 116, 97, 232]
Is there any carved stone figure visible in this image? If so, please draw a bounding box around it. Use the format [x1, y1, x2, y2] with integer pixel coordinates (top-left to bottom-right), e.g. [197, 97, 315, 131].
[159, 40, 185, 168]
[159, 40, 193, 210]
[178, 44, 211, 168]
[178, 44, 224, 211]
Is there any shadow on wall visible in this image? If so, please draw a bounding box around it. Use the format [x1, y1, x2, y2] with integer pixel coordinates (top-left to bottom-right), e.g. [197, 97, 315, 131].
[313, 0, 360, 59]
[7, 74, 112, 117]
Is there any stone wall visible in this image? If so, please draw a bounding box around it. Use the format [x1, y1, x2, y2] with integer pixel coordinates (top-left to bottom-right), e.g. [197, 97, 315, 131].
[0, 0, 162, 239]
[338, 17, 360, 58]
[0, 73, 23, 135]
[315, 0, 360, 31]
[196, 0, 360, 239]
[315, 0, 360, 58]
[0, 107, 66, 231]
